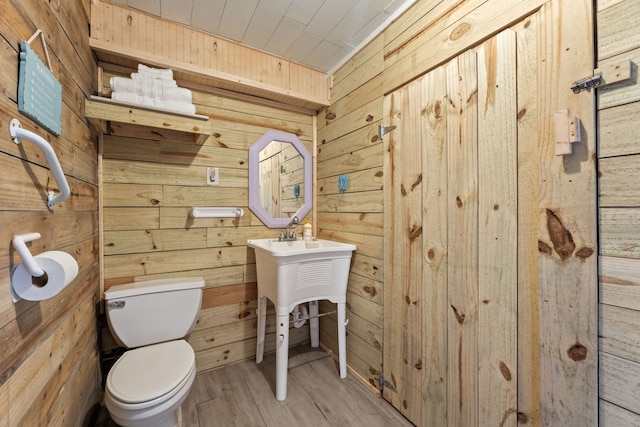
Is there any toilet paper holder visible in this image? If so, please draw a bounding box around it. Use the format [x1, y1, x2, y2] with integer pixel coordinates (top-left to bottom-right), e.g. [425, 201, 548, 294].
[11, 232, 78, 302]
[12, 232, 46, 278]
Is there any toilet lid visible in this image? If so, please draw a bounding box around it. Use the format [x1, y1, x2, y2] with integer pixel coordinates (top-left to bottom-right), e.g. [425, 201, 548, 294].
[107, 340, 195, 404]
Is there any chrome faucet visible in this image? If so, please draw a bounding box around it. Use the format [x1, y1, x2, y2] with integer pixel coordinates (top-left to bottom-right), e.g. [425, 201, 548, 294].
[279, 216, 299, 241]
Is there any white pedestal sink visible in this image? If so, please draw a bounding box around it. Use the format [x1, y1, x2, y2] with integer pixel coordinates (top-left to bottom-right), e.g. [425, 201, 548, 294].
[247, 238, 356, 401]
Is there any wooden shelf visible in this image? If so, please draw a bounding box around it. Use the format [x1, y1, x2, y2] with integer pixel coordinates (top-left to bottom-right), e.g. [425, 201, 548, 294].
[89, 1, 330, 113]
[85, 96, 210, 144]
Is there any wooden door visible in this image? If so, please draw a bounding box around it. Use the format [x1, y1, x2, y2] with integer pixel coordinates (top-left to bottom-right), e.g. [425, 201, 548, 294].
[383, 1, 596, 425]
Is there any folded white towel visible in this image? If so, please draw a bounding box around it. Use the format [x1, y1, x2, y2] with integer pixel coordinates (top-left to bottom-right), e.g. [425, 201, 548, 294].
[138, 80, 154, 98]
[111, 92, 194, 114]
[111, 91, 141, 104]
[138, 64, 173, 80]
[134, 79, 165, 99]
[110, 77, 138, 94]
[130, 73, 178, 87]
[162, 87, 192, 103]
[141, 96, 155, 107]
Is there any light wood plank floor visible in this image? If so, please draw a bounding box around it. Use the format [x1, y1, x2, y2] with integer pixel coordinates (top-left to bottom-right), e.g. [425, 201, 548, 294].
[182, 346, 413, 427]
[95, 345, 413, 426]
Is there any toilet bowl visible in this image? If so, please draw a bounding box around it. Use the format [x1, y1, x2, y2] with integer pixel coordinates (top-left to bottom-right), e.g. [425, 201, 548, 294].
[105, 340, 196, 427]
[103, 277, 204, 427]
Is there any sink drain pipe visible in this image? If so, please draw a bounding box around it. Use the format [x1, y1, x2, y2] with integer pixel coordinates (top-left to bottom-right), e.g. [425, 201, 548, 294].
[290, 303, 338, 328]
[292, 304, 309, 328]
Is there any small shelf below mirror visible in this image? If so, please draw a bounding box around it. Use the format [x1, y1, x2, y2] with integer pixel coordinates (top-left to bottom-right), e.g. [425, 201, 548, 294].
[85, 96, 210, 144]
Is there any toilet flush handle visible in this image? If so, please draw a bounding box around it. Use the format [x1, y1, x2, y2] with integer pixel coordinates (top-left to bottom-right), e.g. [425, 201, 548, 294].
[107, 301, 125, 308]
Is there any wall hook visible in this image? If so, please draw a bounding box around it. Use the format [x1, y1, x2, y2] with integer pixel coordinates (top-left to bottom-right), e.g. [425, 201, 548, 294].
[378, 124, 397, 140]
[338, 174, 349, 195]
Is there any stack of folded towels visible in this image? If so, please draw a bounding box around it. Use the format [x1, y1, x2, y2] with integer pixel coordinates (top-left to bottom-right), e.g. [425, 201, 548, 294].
[109, 64, 196, 115]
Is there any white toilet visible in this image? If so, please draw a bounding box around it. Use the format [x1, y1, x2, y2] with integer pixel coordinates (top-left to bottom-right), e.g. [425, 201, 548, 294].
[103, 277, 205, 427]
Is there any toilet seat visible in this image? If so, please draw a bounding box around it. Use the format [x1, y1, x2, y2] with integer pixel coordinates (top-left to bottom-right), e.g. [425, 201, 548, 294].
[107, 340, 195, 408]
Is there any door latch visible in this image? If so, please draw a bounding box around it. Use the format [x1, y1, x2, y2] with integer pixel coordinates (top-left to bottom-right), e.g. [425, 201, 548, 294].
[570, 71, 602, 93]
[570, 60, 632, 94]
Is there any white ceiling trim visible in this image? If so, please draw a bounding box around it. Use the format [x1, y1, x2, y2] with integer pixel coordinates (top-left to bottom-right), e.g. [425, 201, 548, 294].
[326, 0, 417, 75]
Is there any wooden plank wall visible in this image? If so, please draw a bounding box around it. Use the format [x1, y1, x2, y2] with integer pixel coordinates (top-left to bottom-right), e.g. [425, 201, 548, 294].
[101, 70, 313, 373]
[317, 0, 539, 394]
[0, 0, 100, 426]
[319, 0, 597, 425]
[316, 33, 386, 389]
[597, 0, 640, 424]
[258, 142, 282, 218]
[280, 144, 305, 217]
[257, 142, 304, 218]
[382, 30, 519, 426]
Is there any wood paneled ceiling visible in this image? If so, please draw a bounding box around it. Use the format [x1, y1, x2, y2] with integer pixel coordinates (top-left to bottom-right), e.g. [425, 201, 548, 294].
[109, 0, 417, 73]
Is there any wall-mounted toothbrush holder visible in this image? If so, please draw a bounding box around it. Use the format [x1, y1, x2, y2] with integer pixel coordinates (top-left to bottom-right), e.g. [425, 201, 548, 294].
[10, 118, 70, 209]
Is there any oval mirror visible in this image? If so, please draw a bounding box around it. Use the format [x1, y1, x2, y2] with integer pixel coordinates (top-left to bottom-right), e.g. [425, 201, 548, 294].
[248, 130, 312, 228]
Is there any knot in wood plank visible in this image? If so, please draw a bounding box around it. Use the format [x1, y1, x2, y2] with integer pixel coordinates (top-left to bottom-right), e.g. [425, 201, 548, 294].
[567, 343, 588, 361]
[538, 240, 552, 255]
[451, 304, 465, 324]
[450, 22, 471, 41]
[499, 361, 512, 381]
[545, 209, 575, 261]
[409, 225, 422, 241]
[434, 100, 442, 118]
[575, 247, 594, 260]
[411, 174, 422, 191]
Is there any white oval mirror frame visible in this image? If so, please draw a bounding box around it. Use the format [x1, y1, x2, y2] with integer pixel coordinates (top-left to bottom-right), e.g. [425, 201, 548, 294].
[248, 130, 312, 228]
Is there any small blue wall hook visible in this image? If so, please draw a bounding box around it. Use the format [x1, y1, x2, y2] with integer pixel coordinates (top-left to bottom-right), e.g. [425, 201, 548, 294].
[338, 175, 349, 193]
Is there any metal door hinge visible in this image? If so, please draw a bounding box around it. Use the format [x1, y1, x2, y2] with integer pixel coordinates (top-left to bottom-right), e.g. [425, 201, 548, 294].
[379, 372, 397, 392]
[554, 109, 582, 156]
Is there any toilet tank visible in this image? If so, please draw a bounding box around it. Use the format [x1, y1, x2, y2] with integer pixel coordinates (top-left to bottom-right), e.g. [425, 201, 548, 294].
[104, 277, 205, 348]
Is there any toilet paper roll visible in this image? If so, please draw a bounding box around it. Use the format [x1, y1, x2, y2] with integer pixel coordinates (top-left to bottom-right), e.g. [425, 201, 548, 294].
[12, 251, 79, 301]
